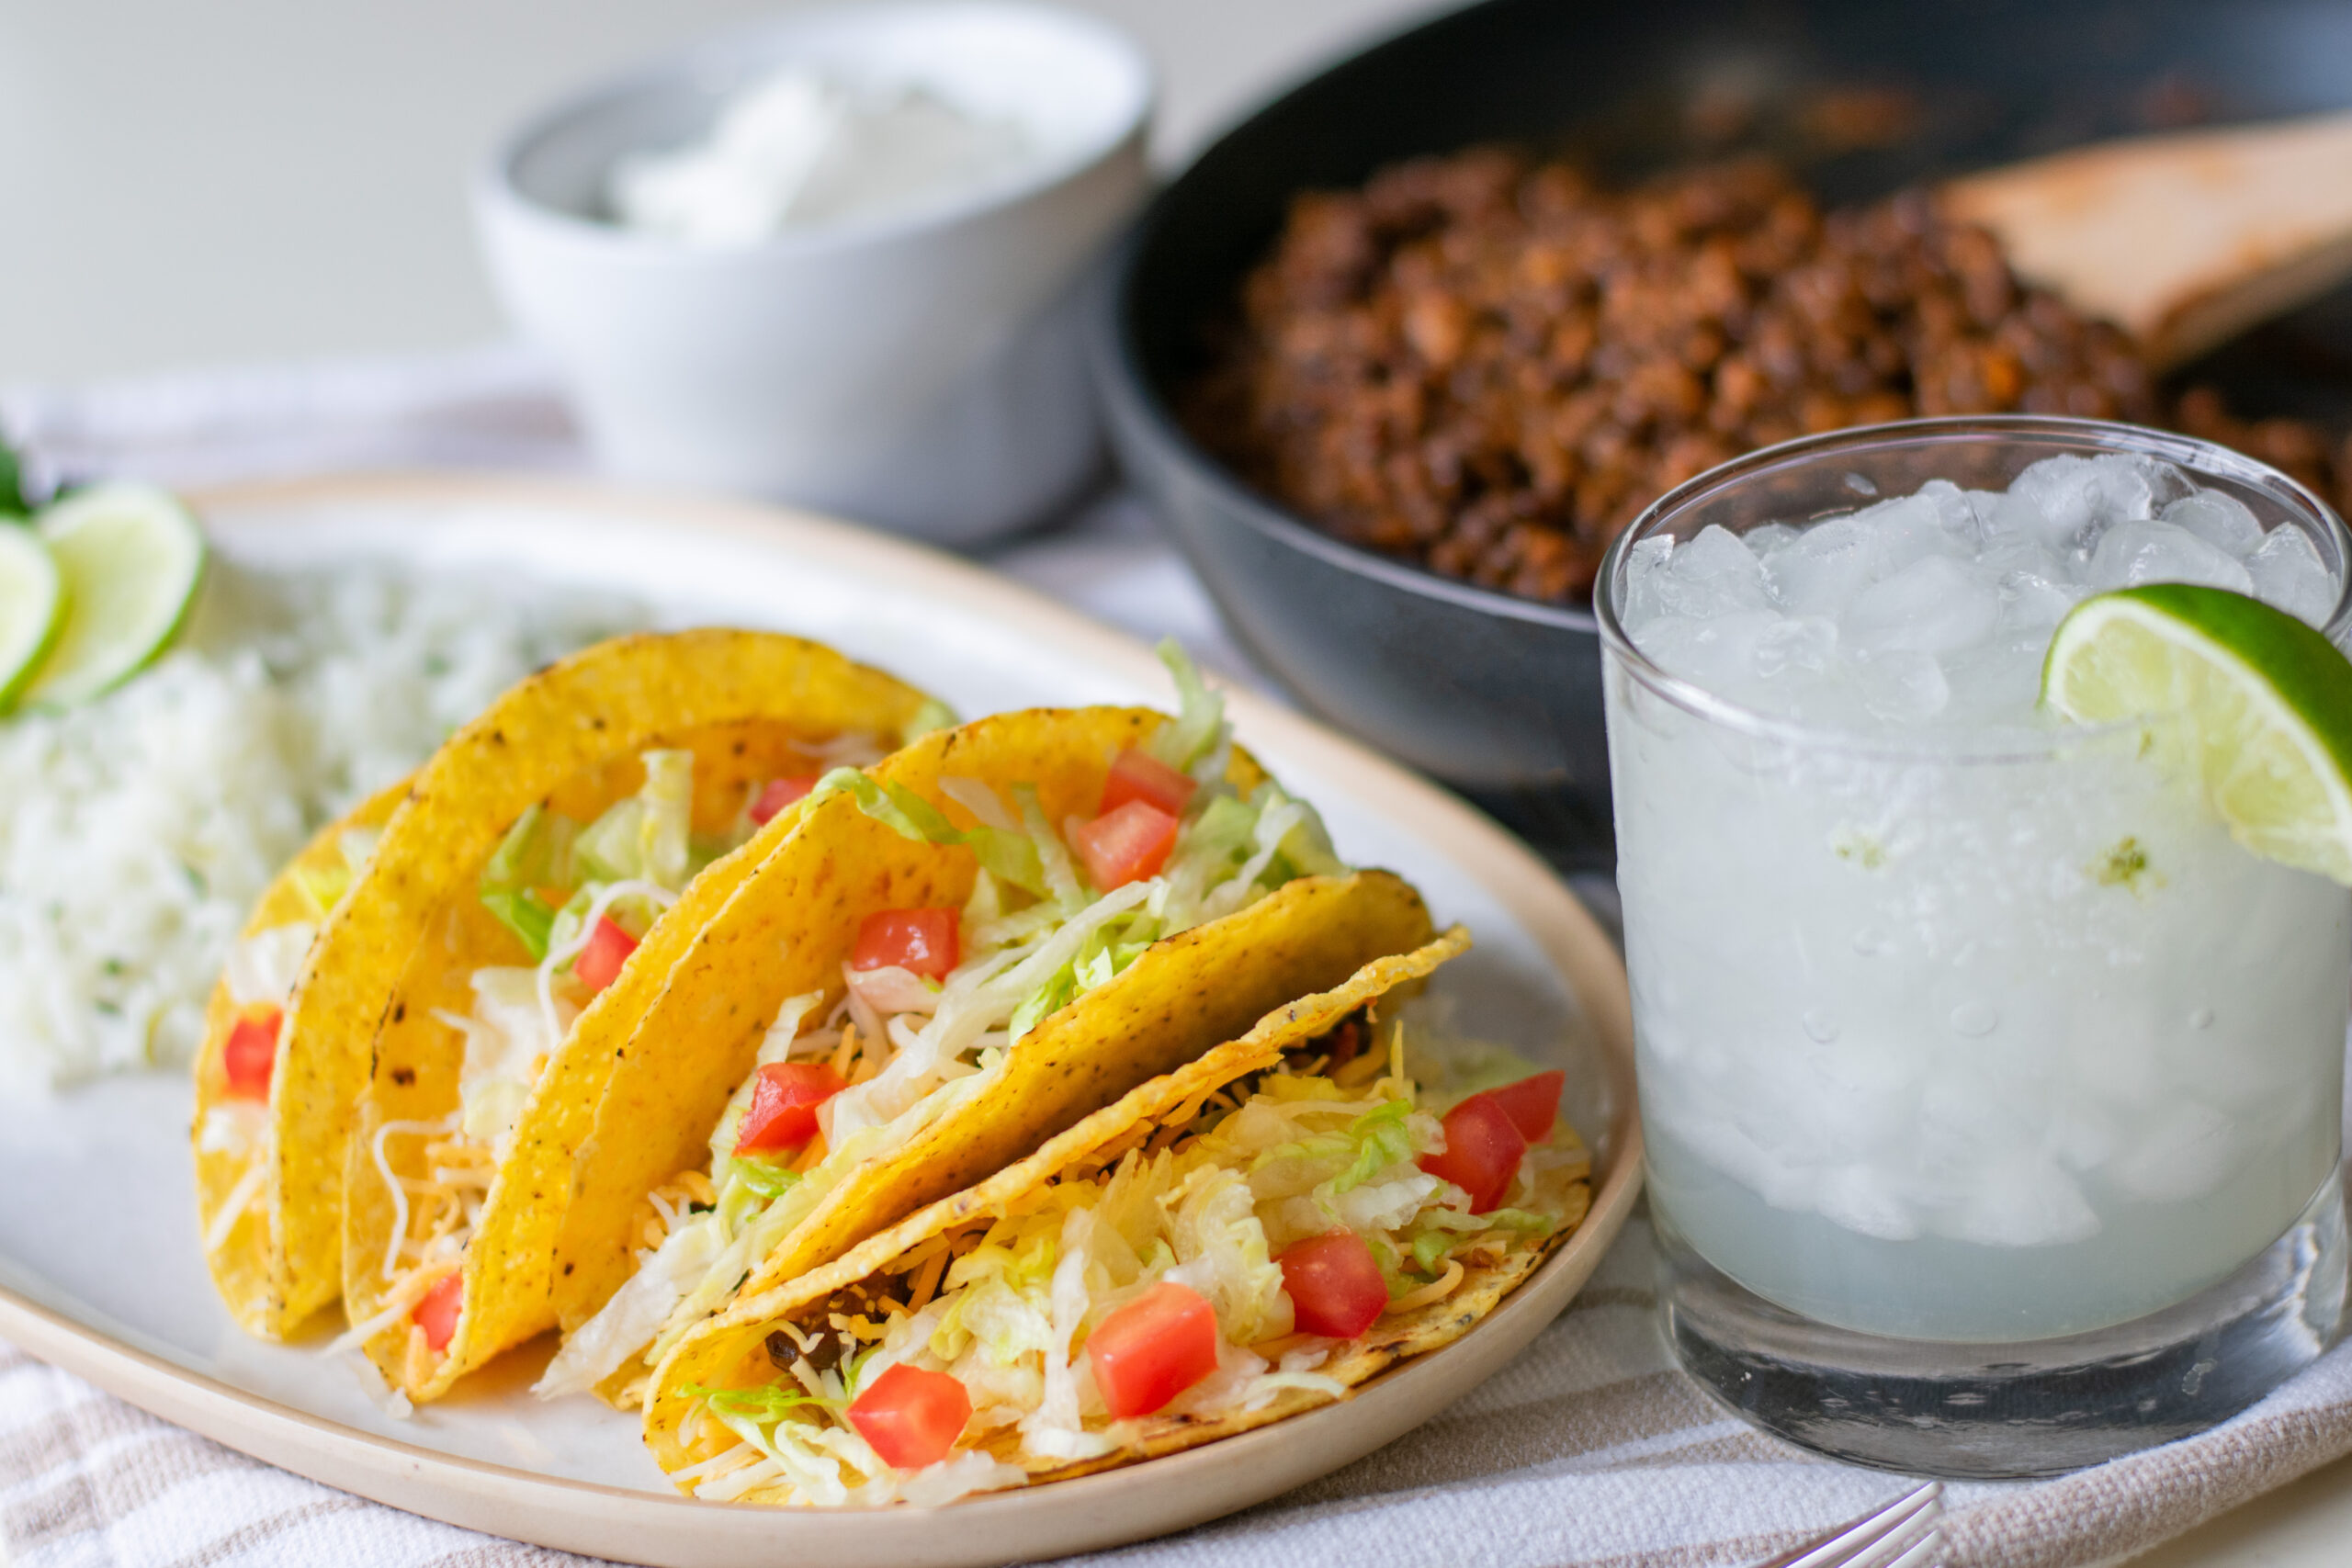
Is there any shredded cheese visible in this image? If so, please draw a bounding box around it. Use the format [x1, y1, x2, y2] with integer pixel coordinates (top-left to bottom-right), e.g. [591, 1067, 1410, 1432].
[905, 1246, 950, 1313]
[202, 1156, 270, 1255]
[368, 1116, 458, 1280]
[534, 877, 677, 1051]
[1385, 1259, 1465, 1314]
[326, 1259, 456, 1357]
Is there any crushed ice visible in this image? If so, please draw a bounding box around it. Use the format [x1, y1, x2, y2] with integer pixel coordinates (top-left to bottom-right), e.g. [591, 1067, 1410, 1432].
[1619, 456, 2342, 729]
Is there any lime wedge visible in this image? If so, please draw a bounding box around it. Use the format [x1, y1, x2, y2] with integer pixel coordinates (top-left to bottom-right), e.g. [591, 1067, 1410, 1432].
[19, 482, 206, 708]
[2043, 584, 2352, 886]
[0, 525, 64, 711]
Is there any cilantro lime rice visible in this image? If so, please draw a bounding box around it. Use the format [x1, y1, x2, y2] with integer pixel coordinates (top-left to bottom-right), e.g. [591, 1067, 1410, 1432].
[0, 560, 636, 1095]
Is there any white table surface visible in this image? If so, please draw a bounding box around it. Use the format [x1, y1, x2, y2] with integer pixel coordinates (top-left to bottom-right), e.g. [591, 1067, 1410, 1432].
[4, 2, 2349, 1562]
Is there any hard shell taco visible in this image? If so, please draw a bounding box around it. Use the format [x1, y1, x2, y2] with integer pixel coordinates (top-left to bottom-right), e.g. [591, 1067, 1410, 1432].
[641, 929, 1592, 1505]
[198, 627, 933, 1348]
[533, 649, 1434, 1409]
[194, 779, 407, 1337]
[333, 632, 941, 1401]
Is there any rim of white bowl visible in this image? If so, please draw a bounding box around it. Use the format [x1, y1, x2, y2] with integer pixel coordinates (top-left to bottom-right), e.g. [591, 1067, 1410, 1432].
[476, 0, 1156, 262]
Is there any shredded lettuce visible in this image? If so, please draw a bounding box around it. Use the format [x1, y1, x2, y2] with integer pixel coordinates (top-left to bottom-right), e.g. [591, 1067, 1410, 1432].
[479, 803, 577, 959]
[901, 698, 957, 743]
[1183, 794, 1260, 865]
[724, 1156, 798, 1205]
[481, 888, 558, 962]
[1325, 1100, 1417, 1198]
[1006, 964, 1076, 1041]
[481, 751, 707, 960]
[1162, 1167, 1290, 1344]
[1148, 639, 1223, 773]
[292, 863, 348, 921]
[1250, 1098, 1412, 1184]
[574, 749, 693, 888]
[809, 769, 1048, 897]
[293, 825, 386, 918]
[484, 801, 574, 891]
[571, 775, 639, 886]
[684, 1382, 842, 1419]
[1408, 1204, 1555, 1236]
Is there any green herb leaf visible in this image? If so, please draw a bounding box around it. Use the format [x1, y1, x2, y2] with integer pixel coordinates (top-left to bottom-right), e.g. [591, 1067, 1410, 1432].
[0, 445, 28, 520]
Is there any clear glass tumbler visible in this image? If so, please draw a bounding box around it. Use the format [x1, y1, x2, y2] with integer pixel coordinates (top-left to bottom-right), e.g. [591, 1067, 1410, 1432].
[1595, 417, 2352, 1477]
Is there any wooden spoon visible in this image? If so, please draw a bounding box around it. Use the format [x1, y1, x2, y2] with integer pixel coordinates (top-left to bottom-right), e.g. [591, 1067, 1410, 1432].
[1940, 109, 2352, 370]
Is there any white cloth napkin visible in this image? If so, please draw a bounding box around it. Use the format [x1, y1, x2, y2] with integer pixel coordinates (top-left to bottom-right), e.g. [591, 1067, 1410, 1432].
[6, 349, 2352, 1568]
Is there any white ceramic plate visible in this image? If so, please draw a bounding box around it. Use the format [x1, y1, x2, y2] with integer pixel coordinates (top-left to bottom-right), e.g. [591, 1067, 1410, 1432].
[0, 475, 1638, 1568]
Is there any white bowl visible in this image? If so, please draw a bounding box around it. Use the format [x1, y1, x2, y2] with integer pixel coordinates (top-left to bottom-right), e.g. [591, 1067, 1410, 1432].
[473, 1, 1152, 545]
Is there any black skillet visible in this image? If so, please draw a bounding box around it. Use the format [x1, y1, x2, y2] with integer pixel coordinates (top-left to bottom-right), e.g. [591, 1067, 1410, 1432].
[1093, 0, 2352, 872]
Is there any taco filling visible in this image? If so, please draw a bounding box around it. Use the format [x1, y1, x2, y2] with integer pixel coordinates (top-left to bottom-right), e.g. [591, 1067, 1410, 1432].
[666, 1014, 1589, 1506]
[349, 734, 886, 1378]
[539, 651, 1349, 1403]
[197, 818, 388, 1258]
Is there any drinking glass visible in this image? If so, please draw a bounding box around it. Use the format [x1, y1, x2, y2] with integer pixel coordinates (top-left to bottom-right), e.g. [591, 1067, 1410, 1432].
[1595, 417, 2352, 1476]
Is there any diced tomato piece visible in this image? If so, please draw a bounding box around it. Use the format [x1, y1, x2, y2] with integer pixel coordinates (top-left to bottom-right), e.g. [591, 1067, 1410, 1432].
[1419, 1094, 1528, 1214]
[850, 908, 960, 980]
[750, 774, 820, 827]
[733, 1061, 847, 1155]
[221, 1008, 282, 1100]
[572, 915, 639, 994]
[1086, 1280, 1220, 1419]
[413, 1270, 463, 1352]
[847, 1363, 973, 1470]
[1101, 748, 1198, 818]
[1070, 800, 1179, 891]
[1278, 1231, 1388, 1339]
[1478, 1069, 1565, 1144]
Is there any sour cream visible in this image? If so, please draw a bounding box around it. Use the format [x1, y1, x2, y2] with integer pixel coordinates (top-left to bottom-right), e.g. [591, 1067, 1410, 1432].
[608, 68, 1035, 244]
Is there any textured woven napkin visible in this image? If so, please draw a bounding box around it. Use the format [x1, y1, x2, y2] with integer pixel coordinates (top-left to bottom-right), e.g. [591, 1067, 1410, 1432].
[6, 350, 2352, 1568]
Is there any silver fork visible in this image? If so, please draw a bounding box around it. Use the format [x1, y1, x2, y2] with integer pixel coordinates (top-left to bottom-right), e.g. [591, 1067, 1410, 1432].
[1754, 1481, 1943, 1568]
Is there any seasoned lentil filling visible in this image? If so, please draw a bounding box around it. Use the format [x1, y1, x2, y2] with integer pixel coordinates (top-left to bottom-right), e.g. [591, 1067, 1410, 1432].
[1185, 152, 2351, 604]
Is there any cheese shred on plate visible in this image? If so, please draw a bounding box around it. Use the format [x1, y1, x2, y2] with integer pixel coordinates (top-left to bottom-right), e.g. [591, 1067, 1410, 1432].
[0, 560, 635, 1096]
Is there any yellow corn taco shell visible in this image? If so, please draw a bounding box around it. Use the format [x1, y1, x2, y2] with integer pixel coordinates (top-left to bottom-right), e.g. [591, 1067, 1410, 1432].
[194, 779, 409, 1337]
[337, 633, 938, 1397]
[543, 706, 1433, 1407]
[644, 928, 1590, 1500]
[236, 629, 931, 1347]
